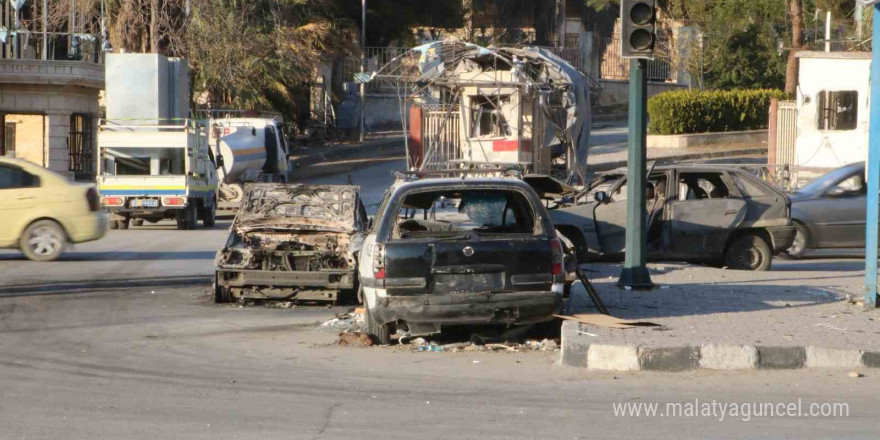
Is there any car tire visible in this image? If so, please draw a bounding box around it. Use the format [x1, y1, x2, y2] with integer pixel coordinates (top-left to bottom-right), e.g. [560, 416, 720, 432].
[19, 220, 66, 262]
[366, 307, 390, 345]
[786, 222, 809, 259]
[724, 234, 772, 271]
[213, 273, 231, 303]
[132, 219, 145, 227]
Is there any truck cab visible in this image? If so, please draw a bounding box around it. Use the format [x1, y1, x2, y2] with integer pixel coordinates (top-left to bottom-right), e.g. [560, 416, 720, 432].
[97, 119, 219, 230]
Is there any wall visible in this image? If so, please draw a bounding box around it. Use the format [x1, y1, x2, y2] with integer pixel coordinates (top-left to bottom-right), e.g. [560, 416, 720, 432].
[595, 79, 689, 107]
[794, 56, 870, 169]
[6, 114, 45, 166]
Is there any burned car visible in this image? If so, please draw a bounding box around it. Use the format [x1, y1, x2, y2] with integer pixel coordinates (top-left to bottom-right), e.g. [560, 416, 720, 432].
[358, 178, 565, 344]
[214, 184, 367, 303]
[542, 165, 795, 271]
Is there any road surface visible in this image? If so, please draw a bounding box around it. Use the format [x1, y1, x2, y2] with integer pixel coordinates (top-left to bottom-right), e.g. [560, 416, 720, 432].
[1, 160, 878, 439]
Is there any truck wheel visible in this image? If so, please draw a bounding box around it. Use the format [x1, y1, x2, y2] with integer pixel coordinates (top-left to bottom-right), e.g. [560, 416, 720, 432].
[20, 220, 66, 262]
[117, 218, 130, 230]
[109, 220, 119, 230]
[366, 307, 390, 345]
[132, 219, 144, 227]
[202, 200, 217, 228]
[724, 234, 772, 271]
[177, 205, 197, 230]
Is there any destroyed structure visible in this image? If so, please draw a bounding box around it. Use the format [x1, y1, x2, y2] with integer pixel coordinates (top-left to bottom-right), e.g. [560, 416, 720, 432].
[366, 40, 592, 182]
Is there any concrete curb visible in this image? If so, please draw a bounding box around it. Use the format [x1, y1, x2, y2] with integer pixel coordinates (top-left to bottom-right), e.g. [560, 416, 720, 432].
[561, 321, 877, 372]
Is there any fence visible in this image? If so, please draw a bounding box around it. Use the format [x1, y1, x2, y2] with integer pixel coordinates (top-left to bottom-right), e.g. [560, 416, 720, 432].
[343, 46, 412, 90]
[1, 31, 105, 63]
[419, 104, 461, 171]
[601, 34, 673, 82]
[774, 100, 798, 167]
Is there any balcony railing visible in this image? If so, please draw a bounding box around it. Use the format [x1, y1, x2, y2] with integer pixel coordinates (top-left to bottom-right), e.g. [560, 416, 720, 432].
[1, 31, 105, 64]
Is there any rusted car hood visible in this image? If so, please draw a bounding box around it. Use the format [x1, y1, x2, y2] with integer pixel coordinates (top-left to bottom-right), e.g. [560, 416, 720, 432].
[235, 183, 360, 232]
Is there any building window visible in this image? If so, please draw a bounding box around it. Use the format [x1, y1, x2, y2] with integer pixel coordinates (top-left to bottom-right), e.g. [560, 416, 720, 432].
[3, 122, 14, 156]
[817, 90, 858, 131]
[470, 95, 511, 138]
[69, 114, 92, 175]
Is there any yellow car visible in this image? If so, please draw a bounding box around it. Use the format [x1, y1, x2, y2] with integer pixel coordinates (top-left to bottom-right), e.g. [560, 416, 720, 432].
[0, 157, 108, 261]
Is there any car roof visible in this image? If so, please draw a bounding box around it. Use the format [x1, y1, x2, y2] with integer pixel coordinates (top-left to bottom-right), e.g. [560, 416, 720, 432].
[0, 157, 73, 185]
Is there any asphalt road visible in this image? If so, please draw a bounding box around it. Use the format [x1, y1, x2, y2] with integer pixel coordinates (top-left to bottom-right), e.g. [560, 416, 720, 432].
[2, 160, 879, 439]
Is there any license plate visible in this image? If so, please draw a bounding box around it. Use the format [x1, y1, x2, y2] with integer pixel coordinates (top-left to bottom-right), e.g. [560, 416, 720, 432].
[131, 199, 159, 208]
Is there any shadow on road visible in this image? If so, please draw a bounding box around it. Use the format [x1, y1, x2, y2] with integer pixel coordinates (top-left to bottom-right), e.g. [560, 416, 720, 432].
[0, 275, 212, 297]
[0, 251, 217, 262]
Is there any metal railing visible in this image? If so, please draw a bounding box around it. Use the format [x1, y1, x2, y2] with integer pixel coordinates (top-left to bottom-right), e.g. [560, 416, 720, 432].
[419, 104, 461, 171]
[0, 31, 105, 63]
[774, 100, 798, 167]
[601, 34, 673, 82]
[343, 46, 412, 90]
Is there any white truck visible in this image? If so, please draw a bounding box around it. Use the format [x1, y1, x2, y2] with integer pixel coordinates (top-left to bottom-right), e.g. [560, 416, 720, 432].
[96, 119, 219, 230]
[206, 111, 290, 213]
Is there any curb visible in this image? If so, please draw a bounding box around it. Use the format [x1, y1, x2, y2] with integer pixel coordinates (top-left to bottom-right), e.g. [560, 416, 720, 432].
[561, 321, 877, 372]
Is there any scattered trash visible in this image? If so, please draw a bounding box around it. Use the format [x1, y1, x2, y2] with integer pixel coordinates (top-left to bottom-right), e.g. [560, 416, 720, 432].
[623, 286, 633, 291]
[660, 285, 671, 290]
[848, 371, 863, 378]
[320, 311, 365, 332]
[268, 301, 296, 309]
[472, 360, 481, 364]
[577, 330, 599, 337]
[337, 331, 374, 347]
[815, 323, 847, 331]
[556, 313, 661, 329]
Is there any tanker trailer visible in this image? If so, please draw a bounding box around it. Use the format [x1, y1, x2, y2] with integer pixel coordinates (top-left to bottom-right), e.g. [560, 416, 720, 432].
[209, 113, 290, 213]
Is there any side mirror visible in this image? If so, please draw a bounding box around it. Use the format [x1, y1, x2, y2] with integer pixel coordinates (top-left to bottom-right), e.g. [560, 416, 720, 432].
[594, 191, 609, 204]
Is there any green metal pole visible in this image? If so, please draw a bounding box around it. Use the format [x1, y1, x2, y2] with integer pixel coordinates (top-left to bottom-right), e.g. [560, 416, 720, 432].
[618, 58, 653, 289]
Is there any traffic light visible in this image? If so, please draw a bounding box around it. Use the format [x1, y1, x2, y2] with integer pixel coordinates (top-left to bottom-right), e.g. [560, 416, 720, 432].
[620, 0, 656, 59]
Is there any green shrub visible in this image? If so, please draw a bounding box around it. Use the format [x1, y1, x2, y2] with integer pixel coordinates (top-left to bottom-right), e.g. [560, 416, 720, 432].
[647, 89, 788, 135]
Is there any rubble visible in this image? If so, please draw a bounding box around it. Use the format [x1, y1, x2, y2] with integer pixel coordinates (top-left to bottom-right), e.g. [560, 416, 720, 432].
[319, 310, 365, 333]
[337, 332, 374, 347]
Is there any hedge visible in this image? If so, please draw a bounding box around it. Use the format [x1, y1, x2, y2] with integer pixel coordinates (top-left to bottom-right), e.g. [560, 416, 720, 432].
[647, 89, 788, 135]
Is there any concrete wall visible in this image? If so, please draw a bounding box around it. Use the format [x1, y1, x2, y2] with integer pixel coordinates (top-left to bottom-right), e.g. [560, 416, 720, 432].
[6, 114, 45, 165]
[364, 93, 410, 129]
[595, 79, 689, 107]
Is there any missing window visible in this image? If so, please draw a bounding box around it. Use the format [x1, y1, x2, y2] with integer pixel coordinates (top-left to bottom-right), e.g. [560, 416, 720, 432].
[470, 95, 511, 138]
[817, 90, 858, 131]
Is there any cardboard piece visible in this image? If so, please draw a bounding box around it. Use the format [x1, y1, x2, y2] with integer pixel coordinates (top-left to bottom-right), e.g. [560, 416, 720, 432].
[555, 314, 661, 329]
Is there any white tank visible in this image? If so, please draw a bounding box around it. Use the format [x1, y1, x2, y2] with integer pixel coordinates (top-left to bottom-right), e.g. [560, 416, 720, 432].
[210, 117, 289, 184]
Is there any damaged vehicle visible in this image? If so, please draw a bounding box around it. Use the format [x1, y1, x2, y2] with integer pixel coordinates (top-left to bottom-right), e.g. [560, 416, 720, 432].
[541, 165, 795, 271]
[214, 184, 367, 303]
[359, 178, 565, 344]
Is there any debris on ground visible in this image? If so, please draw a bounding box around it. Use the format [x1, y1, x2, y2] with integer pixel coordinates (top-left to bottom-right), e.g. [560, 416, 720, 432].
[337, 331, 374, 347]
[320, 310, 365, 332]
[848, 371, 864, 378]
[267, 301, 296, 309]
[405, 338, 561, 353]
[555, 313, 661, 329]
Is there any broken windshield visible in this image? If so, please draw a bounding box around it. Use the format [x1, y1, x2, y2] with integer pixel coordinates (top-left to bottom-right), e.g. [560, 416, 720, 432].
[393, 189, 535, 239]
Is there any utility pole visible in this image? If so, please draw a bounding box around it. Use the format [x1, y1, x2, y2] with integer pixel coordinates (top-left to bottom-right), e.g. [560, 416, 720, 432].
[864, 0, 880, 308]
[42, 0, 48, 60]
[824, 11, 832, 52]
[617, 0, 655, 288]
[360, 0, 366, 144]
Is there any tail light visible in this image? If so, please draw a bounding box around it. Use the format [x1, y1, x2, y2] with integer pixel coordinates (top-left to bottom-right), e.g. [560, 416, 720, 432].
[162, 196, 186, 206]
[86, 188, 100, 211]
[101, 196, 124, 207]
[371, 243, 386, 280]
[550, 238, 564, 276]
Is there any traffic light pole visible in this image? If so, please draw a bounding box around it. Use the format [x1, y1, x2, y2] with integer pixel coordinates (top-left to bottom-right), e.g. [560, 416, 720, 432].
[618, 58, 653, 289]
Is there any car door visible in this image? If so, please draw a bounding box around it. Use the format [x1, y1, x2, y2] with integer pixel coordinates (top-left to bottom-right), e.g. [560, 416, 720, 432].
[0, 163, 43, 245]
[812, 174, 866, 247]
[667, 171, 746, 258]
[593, 176, 629, 255]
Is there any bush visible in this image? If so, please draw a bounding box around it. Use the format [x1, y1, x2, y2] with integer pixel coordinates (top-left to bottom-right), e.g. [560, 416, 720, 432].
[647, 89, 788, 135]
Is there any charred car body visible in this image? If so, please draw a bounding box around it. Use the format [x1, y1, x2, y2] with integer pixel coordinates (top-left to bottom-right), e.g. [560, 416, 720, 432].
[214, 184, 366, 303]
[542, 165, 795, 271]
[359, 178, 565, 344]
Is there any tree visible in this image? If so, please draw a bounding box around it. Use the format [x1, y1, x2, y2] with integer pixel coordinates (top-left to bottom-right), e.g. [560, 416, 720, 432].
[785, 0, 805, 95]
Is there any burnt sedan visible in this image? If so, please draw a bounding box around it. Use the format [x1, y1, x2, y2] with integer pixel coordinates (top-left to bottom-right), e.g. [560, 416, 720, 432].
[358, 178, 565, 344]
[787, 162, 867, 257]
[214, 184, 367, 304]
[544, 165, 795, 271]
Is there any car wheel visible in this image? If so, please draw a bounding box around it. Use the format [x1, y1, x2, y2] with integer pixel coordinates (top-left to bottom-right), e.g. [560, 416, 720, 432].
[213, 273, 231, 303]
[786, 222, 809, 259]
[366, 307, 390, 345]
[132, 218, 145, 227]
[724, 234, 772, 271]
[20, 220, 66, 262]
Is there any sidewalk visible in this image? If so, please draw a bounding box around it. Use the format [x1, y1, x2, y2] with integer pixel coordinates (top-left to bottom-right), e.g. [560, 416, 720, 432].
[561, 260, 880, 372]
